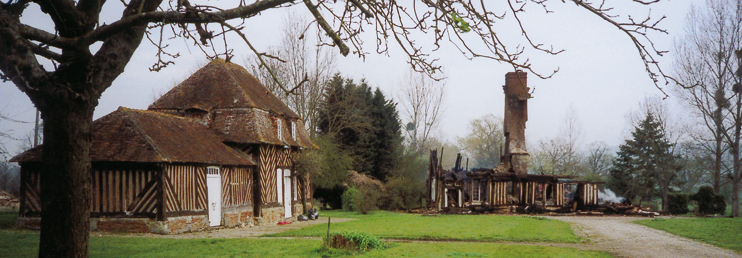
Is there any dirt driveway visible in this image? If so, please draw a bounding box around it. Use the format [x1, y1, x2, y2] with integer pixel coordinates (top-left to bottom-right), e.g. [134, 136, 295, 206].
[547, 216, 741, 258]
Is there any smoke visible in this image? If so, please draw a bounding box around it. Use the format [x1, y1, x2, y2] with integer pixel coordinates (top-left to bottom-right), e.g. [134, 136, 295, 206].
[598, 188, 625, 203]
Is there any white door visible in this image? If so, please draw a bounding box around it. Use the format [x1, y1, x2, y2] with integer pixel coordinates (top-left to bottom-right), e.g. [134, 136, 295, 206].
[207, 167, 222, 227]
[283, 169, 292, 218]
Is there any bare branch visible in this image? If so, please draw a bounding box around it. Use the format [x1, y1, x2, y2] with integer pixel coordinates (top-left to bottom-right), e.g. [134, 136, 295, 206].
[303, 0, 350, 56]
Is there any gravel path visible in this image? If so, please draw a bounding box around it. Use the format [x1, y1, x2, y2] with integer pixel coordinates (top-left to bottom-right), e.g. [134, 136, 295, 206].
[546, 216, 741, 258]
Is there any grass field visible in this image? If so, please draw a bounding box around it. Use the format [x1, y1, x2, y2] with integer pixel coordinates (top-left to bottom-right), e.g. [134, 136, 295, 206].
[635, 217, 742, 253]
[0, 231, 610, 258]
[0, 210, 611, 257]
[268, 210, 581, 243]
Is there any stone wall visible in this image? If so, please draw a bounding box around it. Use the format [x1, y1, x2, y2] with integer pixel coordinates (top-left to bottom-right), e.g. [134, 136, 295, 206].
[222, 205, 254, 227]
[17, 215, 209, 234]
[149, 215, 208, 234]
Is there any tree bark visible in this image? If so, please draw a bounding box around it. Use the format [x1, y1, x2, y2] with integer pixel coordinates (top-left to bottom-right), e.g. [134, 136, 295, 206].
[714, 100, 724, 194]
[38, 95, 95, 258]
[732, 90, 742, 218]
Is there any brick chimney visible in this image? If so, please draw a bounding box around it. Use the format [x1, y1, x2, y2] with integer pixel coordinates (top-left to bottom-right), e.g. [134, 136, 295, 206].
[502, 70, 530, 174]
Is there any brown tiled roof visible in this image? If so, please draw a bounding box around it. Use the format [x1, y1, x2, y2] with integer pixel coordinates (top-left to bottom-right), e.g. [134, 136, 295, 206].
[11, 107, 255, 166]
[148, 59, 316, 148]
[149, 59, 299, 118]
[210, 108, 316, 148]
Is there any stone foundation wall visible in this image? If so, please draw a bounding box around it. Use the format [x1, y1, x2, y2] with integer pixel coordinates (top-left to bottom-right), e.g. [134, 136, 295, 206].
[222, 205, 254, 227]
[94, 218, 152, 233]
[17, 215, 209, 235]
[16, 217, 40, 230]
[260, 206, 285, 224]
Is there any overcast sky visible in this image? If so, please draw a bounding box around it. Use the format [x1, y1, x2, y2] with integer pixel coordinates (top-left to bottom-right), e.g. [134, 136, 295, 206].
[1, 1, 694, 157]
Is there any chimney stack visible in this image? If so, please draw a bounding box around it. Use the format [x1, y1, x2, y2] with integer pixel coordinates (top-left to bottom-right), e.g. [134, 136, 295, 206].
[502, 70, 531, 174]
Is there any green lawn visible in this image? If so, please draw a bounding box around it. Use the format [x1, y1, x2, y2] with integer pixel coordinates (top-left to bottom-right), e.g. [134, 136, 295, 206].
[0, 231, 609, 258]
[635, 217, 742, 253]
[0, 210, 611, 257]
[0, 211, 17, 229]
[269, 210, 581, 243]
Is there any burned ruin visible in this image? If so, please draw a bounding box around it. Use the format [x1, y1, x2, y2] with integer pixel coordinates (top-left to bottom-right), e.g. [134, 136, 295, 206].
[427, 71, 608, 214]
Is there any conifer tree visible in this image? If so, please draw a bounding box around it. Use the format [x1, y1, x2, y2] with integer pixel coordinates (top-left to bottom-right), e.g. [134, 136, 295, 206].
[316, 74, 402, 181]
[608, 113, 681, 210]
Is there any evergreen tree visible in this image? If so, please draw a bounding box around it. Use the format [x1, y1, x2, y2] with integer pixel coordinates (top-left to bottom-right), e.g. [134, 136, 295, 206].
[608, 113, 681, 210]
[370, 88, 403, 181]
[316, 74, 402, 181]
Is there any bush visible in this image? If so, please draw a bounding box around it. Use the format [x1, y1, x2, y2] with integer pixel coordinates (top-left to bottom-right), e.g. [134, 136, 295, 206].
[668, 193, 690, 215]
[355, 184, 380, 214]
[324, 231, 388, 251]
[380, 176, 424, 210]
[378, 150, 426, 211]
[341, 187, 359, 212]
[691, 186, 726, 216]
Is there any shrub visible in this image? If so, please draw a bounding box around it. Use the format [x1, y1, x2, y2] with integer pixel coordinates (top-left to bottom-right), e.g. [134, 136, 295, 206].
[668, 193, 690, 215]
[324, 231, 388, 251]
[355, 184, 380, 214]
[342, 187, 359, 212]
[380, 175, 424, 210]
[691, 186, 726, 216]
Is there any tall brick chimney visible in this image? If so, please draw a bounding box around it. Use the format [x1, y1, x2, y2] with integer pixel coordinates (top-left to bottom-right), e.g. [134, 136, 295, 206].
[502, 70, 530, 174]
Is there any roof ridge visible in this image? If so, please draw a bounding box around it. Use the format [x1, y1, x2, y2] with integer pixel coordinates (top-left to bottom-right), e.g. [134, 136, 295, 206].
[129, 107, 203, 124]
[118, 107, 169, 162]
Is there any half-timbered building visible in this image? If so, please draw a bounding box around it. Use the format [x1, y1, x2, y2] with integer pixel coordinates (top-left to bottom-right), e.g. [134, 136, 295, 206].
[12, 107, 255, 233]
[148, 59, 315, 224]
[12, 60, 316, 233]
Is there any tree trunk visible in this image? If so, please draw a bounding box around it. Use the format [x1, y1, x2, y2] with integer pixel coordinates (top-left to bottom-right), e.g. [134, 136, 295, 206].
[38, 98, 95, 258]
[661, 188, 668, 213]
[732, 90, 742, 218]
[714, 122, 723, 194]
[733, 176, 741, 218]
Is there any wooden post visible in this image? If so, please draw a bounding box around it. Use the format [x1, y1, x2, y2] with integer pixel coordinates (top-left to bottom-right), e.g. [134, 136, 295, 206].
[18, 165, 27, 217]
[156, 164, 165, 221]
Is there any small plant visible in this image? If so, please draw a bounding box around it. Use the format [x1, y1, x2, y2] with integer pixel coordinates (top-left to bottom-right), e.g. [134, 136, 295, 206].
[323, 231, 388, 251]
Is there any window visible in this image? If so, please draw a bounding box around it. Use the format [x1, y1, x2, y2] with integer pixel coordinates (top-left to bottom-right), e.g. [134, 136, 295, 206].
[276, 118, 282, 140]
[472, 180, 480, 201]
[276, 169, 282, 203]
[207, 166, 220, 175]
[293, 176, 298, 201]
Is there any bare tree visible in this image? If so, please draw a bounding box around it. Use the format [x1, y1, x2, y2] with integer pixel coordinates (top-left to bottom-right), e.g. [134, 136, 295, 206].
[533, 106, 584, 176]
[399, 70, 446, 154]
[584, 142, 614, 180]
[246, 12, 336, 135]
[673, 0, 742, 195]
[457, 114, 504, 169]
[0, 0, 675, 256]
[676, 141, 714, 193]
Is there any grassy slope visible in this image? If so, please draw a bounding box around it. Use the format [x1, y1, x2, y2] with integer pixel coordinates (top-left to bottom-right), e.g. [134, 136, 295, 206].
[269, 210, 581, 243]
[635, 217, 742, 253]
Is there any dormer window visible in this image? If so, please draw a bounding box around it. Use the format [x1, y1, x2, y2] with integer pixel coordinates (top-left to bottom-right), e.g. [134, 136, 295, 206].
[276, 118, 282, 140]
